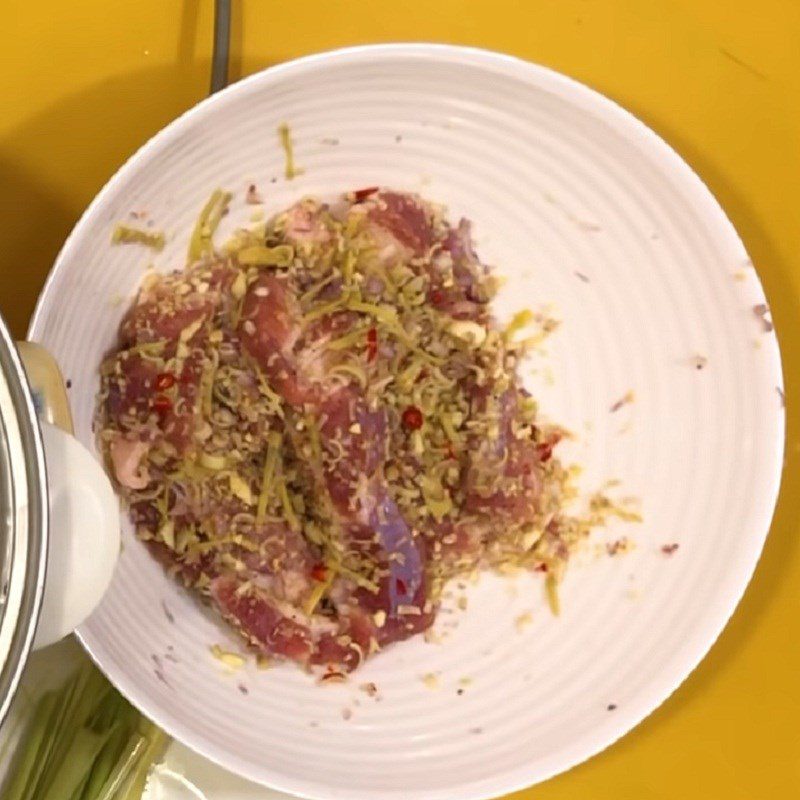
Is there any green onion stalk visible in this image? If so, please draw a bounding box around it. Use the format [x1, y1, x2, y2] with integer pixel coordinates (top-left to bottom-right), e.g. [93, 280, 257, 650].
[2, 664, 168, 800]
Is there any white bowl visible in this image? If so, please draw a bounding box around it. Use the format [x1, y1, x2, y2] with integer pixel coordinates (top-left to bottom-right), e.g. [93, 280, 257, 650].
[29, 44, 784, 800]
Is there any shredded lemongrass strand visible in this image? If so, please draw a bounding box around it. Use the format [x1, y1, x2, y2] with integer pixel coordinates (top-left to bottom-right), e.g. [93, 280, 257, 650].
[277, 123, 303, 179]
[256, 431, 282, 524]
[111, 225, 165, 251]
[188, 189, 232, 261]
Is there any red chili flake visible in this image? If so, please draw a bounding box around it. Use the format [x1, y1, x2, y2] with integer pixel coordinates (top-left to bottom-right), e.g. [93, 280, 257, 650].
[311, 563, 328, 582]
[152, 395, 172, 416]
[430, 290, 445, 306]
[415, 368, 429, 385]
[366, 327, 378, 362]
[395, 578, 408, 595]
[661, 543, 680, 556]
[446, 444, 457, 460]
[353, 186, 379, 202]
[401, 406, 423, 431]
[534, 563, 548, 573]
[155, 372, 175, 390]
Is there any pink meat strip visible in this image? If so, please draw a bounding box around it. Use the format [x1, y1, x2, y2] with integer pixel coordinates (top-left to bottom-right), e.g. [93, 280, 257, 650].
[366, 191, 434, 256]
[238, 256, 433, 668]
[108, 265, 238, 455]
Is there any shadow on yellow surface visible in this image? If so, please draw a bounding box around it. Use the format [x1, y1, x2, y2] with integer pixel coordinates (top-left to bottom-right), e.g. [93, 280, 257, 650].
[0, 63, 278, 338]
[0, 0, 255, 336]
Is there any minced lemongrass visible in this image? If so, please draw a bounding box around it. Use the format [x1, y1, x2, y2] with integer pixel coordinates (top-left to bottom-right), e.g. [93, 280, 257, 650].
[111, 225, 165, 251]
[278, 123, 303, 179]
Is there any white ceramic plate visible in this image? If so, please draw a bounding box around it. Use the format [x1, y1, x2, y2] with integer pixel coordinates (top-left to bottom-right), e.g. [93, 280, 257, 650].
[29, 45, 784, 800]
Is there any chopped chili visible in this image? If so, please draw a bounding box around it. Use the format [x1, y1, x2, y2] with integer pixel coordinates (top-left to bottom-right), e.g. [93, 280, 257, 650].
[311, 563, 328, 582]
[353, 186, 379, 202]
[401, 405, 423, 431]
[430, 290, 444, 306]
[366, 327, 378, 361]
[155, 372, 175, 390]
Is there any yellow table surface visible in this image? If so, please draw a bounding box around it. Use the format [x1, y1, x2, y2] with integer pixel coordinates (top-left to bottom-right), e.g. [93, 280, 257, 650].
[2, 1, 799, 797]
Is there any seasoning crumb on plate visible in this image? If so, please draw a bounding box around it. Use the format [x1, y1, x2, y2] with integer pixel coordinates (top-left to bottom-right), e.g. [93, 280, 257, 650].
[245, 184, 263, 204]
[421, 673, 440, 689]
[661, 543, 680, 555]
[154, 669, 170, 686]
[515, 611, 533, 632]
[210, 644, 245, 670]
[610, 390, 635, 413]
[161, 600, 174, 623]
[606, 537, 632, 557]
[753, 303, 773, 333]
